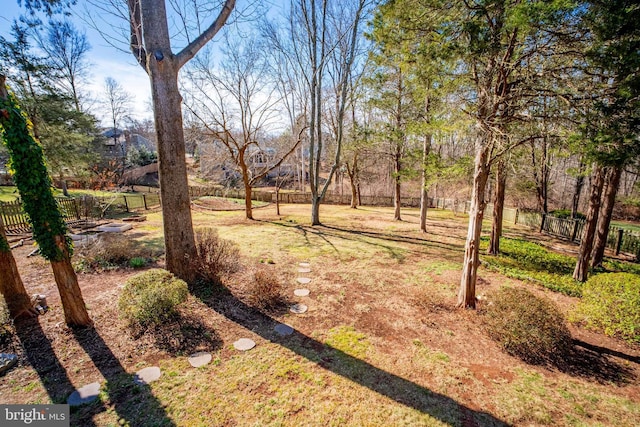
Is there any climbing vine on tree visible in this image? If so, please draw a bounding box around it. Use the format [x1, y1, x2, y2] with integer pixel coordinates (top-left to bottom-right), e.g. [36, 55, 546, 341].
[1, 75, 90, 326]
[0, 83, 71, 261]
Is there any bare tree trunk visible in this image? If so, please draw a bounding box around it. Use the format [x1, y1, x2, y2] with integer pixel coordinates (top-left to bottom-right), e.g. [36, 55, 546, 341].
[0, 217, 32, 318]
[572, 158, 586, 219]
[346, 154, 359, 209]
[591, 165, 622, 268]
[243, 174, 254, 220]
[573, 165, 605, 282]
[50, 235, 91, 326]
[276, 188, 280, 216]
[393, 150, 402, 221]
[488, 158, 507, 255]
[457, 144, 491, 309]
[140, 0, 197, 282]
[419, 134, 432, 233]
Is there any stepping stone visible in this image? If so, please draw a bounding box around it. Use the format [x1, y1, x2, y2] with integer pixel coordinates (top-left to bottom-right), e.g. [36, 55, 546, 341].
[233, 338, 256, 351]
[188, 352, 212, 368]
[297, 277, 312, 285]
[294, 288, 310, 297]
[134, 366, 161, 385]
[298, 268, 311, 273]
[274, 324, 294, 336]
[290, 303, 308, 314]
[0, 353, 18, 376]
[299, 262, 310, 268]
[67, 382, 100, 406]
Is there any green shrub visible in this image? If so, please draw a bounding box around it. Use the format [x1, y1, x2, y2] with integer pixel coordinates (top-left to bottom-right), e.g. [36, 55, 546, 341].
[192, 227, 241, 285]
[247, 268, 284, 309]
[484, 287, 573, 365]
[129, 257, 148, 268]
[481, 237, 582, 296]
[118, 269, 188, 329]
[550, 209, 586, 220]
[571, 273, 640, 344]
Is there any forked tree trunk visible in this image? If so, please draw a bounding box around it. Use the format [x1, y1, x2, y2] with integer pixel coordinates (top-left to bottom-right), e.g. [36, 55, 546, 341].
[488, 159, 507, 255]
[591, 165, 622, 268]
[140, 1, 198, 282]
[457, 145, 491, 309]
[0, 217, 32, 318]
[346, 154, 359, 209]
[573, 165, 605, 282]
[50, 235, 91, 326]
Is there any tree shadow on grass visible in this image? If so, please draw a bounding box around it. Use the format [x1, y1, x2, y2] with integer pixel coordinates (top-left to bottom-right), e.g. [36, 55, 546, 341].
[14, 317, 75, 405]
[70, 326, 177, 427]
[196, 289, 511, 427]
[557, 340, 638, 384]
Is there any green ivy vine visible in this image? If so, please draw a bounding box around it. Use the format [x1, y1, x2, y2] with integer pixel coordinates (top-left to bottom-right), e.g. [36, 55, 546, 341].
[0, 84, 72, 261]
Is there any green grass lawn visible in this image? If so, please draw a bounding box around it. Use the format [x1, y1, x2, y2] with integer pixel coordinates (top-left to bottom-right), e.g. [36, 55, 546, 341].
[0, 186, 140, 202]
[611, 220, 640, 233]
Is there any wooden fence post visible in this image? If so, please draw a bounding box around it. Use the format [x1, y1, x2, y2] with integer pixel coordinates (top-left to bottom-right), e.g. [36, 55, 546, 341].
[143, 194, 148, 210]
[123, 196, 129, 212]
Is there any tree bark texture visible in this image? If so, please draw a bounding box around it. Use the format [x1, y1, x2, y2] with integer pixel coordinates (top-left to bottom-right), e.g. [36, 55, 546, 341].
[50, 235, 91, 326]
[420, 134, 432, 233]
[458, 145, 491, 309]
[0, 218, 32, 318]
[139, 0, 197, 282]
[488, 159, 507, 255]
[573, 165, 605, 282]
[571, 159, 586, 218]
[591, 165, 622, 268]
[393, 149, 402, 221]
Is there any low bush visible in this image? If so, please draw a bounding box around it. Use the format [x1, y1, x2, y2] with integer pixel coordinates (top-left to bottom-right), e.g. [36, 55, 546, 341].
[74, 234, 156, 271]
[484, 287, 572, 365]
[571, 273, 640, 344]
[481, 237, 582, 297]
[247, 268, 284, 309]
[192, 227, 241, 286]
[118, 269, 188, 330]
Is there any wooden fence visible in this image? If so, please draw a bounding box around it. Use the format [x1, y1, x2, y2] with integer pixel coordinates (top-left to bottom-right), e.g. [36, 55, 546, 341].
[0, 194, 161, 236]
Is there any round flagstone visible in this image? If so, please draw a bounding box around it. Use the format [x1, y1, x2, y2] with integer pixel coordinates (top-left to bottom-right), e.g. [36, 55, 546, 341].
[233, 338, 256, 351]
[274, 324, 294, 336]
[0, 353, 18, 375]
[67, 382, 100, 406]
[188, 352, 212, 368]
[290, 303, 308, 314]
[298, 267, 311, 273]
[294, 288, 310, 297]
[297, 277, 311, 284]
[134, 366, 161, 385]
[299, 262, 310, 268]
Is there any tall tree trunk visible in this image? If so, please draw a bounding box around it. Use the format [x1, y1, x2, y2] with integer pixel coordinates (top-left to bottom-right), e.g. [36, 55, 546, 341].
[311, 196, 321, 225]
[0, 216, 32, 318]
[346, 154, 359, 209]
[458, 144, 491, 309]
[420, 134, 432, 233]
[50, 235, 91, 326]
[141, 1, 197, 282]
[591, 165, 622, 268]
[243, 176, 254, 220]
[573, 165, 605, 282]
[572, 159, 586, 219]
[488, 158, 507, 255]
[393, 150, 402, 221]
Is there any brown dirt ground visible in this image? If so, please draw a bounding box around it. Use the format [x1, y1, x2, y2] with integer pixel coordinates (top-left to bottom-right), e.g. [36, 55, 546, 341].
[0, 207, 638, 426]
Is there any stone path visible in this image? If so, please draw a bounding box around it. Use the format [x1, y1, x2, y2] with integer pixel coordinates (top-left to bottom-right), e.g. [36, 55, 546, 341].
[67, 260, 318, 407]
